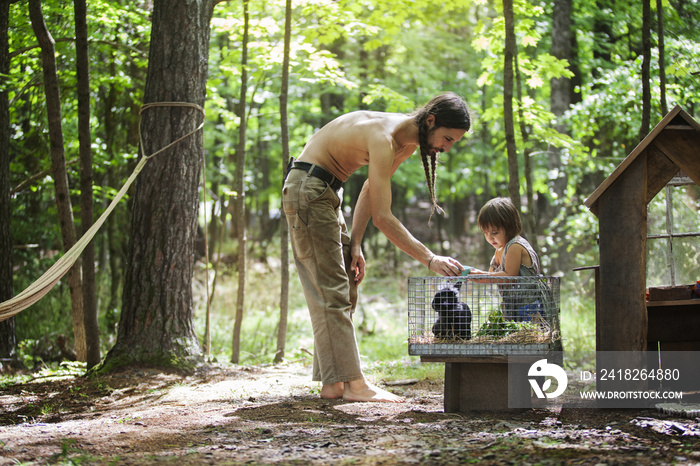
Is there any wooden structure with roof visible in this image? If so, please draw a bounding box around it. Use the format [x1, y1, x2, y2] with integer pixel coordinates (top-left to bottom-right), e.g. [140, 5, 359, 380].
[585, 105, 700, 352]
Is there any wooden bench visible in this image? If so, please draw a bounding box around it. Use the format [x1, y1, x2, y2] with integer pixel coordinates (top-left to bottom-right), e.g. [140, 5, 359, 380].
[421, 354, 554, 411]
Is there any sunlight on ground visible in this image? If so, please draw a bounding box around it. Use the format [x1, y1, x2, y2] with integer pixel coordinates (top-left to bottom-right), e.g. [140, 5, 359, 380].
[159, 363, 318, 405]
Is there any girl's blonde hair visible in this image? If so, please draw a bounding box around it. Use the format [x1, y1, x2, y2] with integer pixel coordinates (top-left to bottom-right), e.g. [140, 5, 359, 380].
[477, 197, 522, 241]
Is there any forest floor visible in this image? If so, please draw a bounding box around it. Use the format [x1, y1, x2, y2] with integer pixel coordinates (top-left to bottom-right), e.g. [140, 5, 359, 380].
[1, 362, 700, 465]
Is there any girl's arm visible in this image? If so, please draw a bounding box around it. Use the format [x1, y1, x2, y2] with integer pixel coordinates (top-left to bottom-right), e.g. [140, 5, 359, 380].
[467, 253, 497, 278]
[497, 243, 527, 276]
[470, 243, 526, 276]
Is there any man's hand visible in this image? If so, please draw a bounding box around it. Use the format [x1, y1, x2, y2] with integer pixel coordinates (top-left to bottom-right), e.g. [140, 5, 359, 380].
[428, 255, 464, 277]
[350, 244, 366, 285]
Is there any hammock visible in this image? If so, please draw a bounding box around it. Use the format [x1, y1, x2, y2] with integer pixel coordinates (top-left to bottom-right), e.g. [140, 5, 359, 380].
[0, 102, 205, 322]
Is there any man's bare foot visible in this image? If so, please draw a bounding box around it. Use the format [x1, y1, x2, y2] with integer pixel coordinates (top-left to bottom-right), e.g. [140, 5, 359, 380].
[343, 379, 405, 403]
[320, 382, 344, 399]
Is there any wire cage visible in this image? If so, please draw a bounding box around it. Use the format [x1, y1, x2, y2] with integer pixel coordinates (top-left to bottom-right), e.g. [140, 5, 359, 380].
[407, 275, 561, 357]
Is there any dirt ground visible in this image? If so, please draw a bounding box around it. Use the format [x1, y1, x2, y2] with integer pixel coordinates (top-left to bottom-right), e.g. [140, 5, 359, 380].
[1, 362, 699, 465]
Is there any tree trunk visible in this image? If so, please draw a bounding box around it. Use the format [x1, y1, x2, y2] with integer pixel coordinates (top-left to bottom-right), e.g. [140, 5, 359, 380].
[549, 0, 571, 195]
[231, 0, 249, 365]
[547, 0, 574, 273]
[0, 0, 19, 368]
[550, 0, 572, 125]
[639, 0, 651, 140]
[74, 0, 100, 369]
[257, 134, 272, 245]
[514, 53, 537, 250]
[275, 0, 292, 364]
[28, 0, 87, 362]
[100, 55, 122, 332]
[502, 0, 520, 210]
[656, 0, 667, 115]
[101, 0, 214, 372]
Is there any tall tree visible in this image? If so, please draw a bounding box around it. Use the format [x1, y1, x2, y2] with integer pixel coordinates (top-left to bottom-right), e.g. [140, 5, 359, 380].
[548, 0, 574, 273]
[100, 0, 214, 372]
[514, 54, 537, 250]
[274, 0, 292, 364]
[74, 0, 100, 369]
[550, 0, 572, 199]
[503, 0, 520, 210]
[551, 0, 573, 121]
[28, 0, 88, 362]
[656, 0, 667, 115]
[0, 0, 17, 369]
[231, 0, 250, 365]
[640, 0, 651, 139]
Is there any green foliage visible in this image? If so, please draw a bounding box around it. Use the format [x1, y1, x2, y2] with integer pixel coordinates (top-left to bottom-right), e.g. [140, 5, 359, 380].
[475, 310, 527, 337]
[9, 0, 148, 352]
[0, 361, 88, 390]
[192, 254, 312, 364]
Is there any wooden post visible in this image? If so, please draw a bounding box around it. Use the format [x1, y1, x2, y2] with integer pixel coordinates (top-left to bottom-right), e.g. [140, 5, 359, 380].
[597, 155, 648, 352]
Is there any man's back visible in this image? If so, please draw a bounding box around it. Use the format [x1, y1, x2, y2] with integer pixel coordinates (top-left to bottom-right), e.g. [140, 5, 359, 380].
[298, 111, 414, 181]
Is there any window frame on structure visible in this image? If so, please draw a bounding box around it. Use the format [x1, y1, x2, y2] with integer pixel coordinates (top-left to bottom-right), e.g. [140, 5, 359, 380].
[646, 171, 700, 286]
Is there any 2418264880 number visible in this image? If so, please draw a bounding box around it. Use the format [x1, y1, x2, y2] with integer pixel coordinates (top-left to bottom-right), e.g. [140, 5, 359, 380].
[598, 368, 680, 381]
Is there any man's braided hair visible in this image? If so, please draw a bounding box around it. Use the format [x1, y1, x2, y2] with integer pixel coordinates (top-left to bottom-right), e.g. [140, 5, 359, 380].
[411, 92, 471, 220]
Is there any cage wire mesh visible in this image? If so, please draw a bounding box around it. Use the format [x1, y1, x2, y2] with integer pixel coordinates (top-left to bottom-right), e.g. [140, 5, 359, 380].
[408, 275, 561, 357]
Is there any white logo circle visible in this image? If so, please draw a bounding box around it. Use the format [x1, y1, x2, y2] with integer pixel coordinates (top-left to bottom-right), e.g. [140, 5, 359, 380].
[528, 358, 568, 399]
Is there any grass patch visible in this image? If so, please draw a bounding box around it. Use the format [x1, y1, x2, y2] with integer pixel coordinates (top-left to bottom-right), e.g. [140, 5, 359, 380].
[559, 275, 596, 370]
[192, 259, 313, 365]
[367, 358, 444, 383]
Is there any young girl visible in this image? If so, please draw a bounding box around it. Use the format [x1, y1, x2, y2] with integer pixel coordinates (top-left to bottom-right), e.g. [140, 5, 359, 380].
[470, 197, 541, 277]
[470, 197, 546, 322]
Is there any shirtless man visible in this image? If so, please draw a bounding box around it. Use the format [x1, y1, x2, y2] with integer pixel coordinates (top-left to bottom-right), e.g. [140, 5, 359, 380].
[282, 92, 471, 402]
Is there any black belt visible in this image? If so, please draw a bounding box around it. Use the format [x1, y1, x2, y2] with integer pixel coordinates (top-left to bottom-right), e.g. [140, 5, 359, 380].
[290, 161, 343, 191]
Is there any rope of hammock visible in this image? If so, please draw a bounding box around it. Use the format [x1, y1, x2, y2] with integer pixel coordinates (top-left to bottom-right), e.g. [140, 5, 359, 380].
[0, 102, 206, 322]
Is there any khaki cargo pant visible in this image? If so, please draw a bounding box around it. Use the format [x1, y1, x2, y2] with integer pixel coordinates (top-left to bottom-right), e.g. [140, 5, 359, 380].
[282, 168, 362, 385]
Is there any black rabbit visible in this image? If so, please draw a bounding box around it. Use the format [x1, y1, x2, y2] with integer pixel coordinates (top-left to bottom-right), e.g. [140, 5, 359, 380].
[431, 281, 472, 340]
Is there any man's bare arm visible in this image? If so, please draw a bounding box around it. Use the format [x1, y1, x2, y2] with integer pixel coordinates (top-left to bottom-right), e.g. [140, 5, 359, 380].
[350, 180, 372, 249]
[349, 146, 410, 282]
[365, 135, 462, 276]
